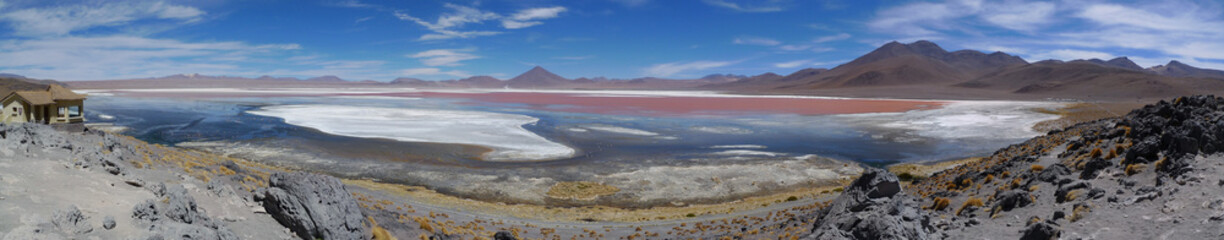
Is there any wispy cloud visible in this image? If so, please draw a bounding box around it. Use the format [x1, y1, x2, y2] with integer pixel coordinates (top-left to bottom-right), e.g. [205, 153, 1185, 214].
[645, 60, 736, 77]
[502, 6, 567, 29]
[733, 36, 781, 46]
[395, 4, 567, 40]
[703, 0, 786, 13]
[0, 1, 205, 37]
[554, 55, 594, 60]
[409, 48, 480, 67]
[773, 59, 811, 68]
[814, 33, 851, 43]
[401, 68, 471, 78]
[0, 36, 300, 80]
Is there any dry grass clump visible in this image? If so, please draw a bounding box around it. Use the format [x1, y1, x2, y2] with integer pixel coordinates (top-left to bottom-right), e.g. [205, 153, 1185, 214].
[1030, 164, 1045, 172]
[1088, 148, 1103, 158]
[1069, 204, 1092, 222]
[956, 197, 984, 216]
[1064, 189, 1084, 202]
[1125, 163, 1147, 176]
[545, 181, 620, 201]
[928, 197, 951, 211]
[369, 217, 396, 240]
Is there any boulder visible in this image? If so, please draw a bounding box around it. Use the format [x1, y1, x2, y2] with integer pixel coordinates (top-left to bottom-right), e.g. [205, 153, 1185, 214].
[805, 168, 935, 240]
[1019, 221, 1060, 240]
[261, 172, 368, 240]
[52, 205, 93, 234]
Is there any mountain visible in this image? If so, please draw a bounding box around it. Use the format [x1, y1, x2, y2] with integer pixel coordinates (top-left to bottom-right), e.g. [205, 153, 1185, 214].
[764, 40, 1028, 89]
[1070, 57, 1146, 71]
[0, 77, 54, 97]
[956, 61, 1192, 99]
[505, 66, 570, 88]
[1149, 60, 1224, 79]
[305, 75, 345, 82]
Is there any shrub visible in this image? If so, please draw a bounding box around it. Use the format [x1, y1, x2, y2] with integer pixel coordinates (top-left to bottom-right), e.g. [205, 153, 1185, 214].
[897, 172, 916, 182]
[983, 174, 994, 184]
[1126, 163, 1147, 176]
[929, 197, 951, 211]
[1069, 204, 1092, 222]
[1088, 148, 1103, 158]
[956, 197, 984, 216]
[1030, 164, 1045, 172]
[1064, 189, 1084, 202]
[832, 187, 844, 193]
[786, 196, 799, 202]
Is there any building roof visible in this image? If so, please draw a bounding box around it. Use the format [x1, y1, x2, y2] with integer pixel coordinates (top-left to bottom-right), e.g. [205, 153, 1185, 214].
[47, 84, 85, 100]
[12, 91, 53, 105]
[3, 84, 85, 105]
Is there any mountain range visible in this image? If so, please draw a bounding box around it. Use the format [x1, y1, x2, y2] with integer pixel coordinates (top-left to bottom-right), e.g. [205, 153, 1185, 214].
[56, 40, 1224, 100]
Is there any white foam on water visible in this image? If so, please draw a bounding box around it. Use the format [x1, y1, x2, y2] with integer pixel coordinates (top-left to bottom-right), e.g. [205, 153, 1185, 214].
[690, 126, 754, 134]
[711, 150, 784, 157]
[581, 124, 660, 136]
[709, 145, 768, 149]
[247, 104, 575, 162]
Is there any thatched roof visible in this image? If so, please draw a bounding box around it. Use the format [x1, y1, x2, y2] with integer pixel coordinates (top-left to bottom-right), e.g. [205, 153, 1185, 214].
[4, 84, 85, 105]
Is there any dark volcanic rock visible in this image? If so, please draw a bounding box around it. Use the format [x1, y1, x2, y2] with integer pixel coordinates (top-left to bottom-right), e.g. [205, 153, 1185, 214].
[1019, 221, 1060, 240]
[261, 172, 368, 240]
[805, 168, 936, 240]
[993, 190, 1033, 212]
[494, 231, 518, 240]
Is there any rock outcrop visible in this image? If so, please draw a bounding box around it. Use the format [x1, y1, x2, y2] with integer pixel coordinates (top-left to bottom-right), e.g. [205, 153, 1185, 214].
[131, 183, 239, 240]
[805, 168, 937, 240]
[261, 172, 368, 240]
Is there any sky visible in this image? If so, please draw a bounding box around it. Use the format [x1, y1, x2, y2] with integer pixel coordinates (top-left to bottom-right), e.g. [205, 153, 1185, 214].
[0, 0, 1221, 81]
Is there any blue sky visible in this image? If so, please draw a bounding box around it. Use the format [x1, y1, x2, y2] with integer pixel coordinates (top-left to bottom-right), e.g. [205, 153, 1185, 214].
[0, 0, 1221, 81]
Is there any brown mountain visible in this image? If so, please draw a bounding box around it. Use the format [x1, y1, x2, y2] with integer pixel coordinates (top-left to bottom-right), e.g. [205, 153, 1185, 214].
[0, 77, 53, 97]
[955, 61, 1194, 99]
[1149, 60, 1224, 79]
[505, 66, 569, 88]
[759, 40, 1028, 90]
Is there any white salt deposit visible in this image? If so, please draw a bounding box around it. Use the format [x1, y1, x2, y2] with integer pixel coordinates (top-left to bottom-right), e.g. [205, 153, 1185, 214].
[690, 126, 754, 134]
[844, 101, 1063, 140]
[247, 104, 575, 161]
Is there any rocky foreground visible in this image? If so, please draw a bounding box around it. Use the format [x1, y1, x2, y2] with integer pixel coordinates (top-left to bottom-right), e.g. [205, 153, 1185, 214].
[0, 124, 375, 239]
[809, 95, 1224, 239]
[3, 95, 1223, 240]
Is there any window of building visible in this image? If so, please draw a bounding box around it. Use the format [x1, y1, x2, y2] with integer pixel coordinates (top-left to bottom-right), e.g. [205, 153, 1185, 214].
[68, 106, 81, 117]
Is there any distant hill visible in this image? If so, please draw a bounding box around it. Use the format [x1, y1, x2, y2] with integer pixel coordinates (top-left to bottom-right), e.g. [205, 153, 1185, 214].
[506, 66, 570, 88]
[708, 40, 1224, 100]
[0, 77, 56, 98]
[1149, 60, 1224, 79]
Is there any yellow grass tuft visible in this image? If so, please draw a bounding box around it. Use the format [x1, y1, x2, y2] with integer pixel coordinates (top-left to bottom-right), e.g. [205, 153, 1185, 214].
[929, 197, 951, 211]
[956, 197, 984, 216]
[1030, 164, 1045, 172]
[1069, 204, 1092, 222]
[1126, 163, 1147, 176]
[1088, 148, 1103, 158]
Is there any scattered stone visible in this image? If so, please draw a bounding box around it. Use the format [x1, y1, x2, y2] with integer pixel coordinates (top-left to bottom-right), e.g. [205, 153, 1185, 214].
[1019, 221, 1060, 240]
[493, 231, 518, 240]
[103, 216, 116, 230]
[994, 190, 1033, 212]
[125, 179, 145, 187]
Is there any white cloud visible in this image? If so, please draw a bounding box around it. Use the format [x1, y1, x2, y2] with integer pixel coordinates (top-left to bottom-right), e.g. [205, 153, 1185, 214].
[1078, 4, 1219, 33]
[396, 4, 568, 40]
[401, 68, 471, 78]
[395, 4, 502, 41]
[645, 60, 736, 77]
[703, 0, 785, 13]
[778, 44, 810, 51]
[814, 33, 851, 43]
[733, 36, 781, 46]
[409, 48, 480, 66]
[0, 36, 300, 80]
[1, 1, 205, 37]
[982, 1, 1055, 31]
[502, 6, 566, 29]
[774, 59, 810, 68]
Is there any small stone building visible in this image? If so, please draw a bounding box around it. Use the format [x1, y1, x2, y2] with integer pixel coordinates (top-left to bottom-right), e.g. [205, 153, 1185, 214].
[1, 84, 86, 124]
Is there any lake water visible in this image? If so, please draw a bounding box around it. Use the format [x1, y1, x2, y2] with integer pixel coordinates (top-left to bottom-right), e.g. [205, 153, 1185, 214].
[81, 88, 1061, 206]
